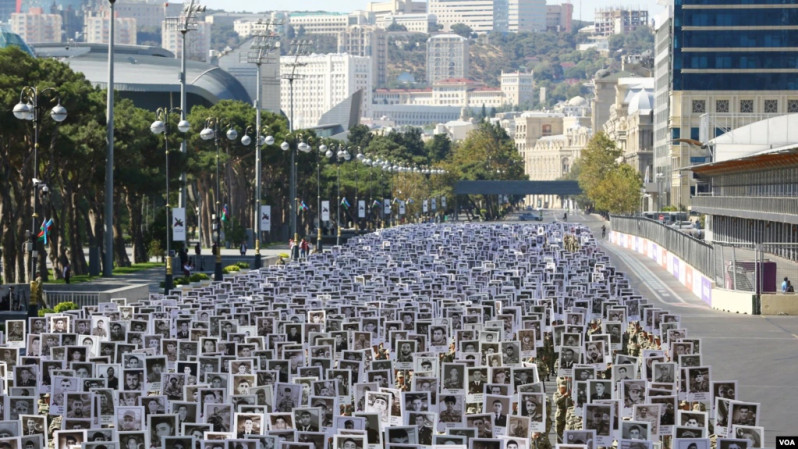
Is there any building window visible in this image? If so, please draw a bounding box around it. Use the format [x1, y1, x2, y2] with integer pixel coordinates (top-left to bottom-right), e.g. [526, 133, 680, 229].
[691, 100, 705, 114]
[740, 99, 754, 113]
[716, 100, 729, 113]
[764, 100, 778, 113]
[788, 100, 798, 113]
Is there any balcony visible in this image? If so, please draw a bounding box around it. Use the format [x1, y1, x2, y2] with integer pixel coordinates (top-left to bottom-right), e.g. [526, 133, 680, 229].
[692, 195, 798, 224]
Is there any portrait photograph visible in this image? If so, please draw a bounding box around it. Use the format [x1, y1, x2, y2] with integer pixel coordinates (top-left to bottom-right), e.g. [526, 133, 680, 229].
[673, 438, 710, 449]
[731, 426, 764, 448]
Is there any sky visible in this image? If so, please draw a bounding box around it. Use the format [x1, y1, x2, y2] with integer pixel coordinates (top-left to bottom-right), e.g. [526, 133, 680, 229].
[201, 0, 665, 22]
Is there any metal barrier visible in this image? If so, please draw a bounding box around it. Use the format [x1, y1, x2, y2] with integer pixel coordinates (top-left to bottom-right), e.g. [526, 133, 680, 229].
[610, 215, 715, 276]
[43, 291, 101, 308]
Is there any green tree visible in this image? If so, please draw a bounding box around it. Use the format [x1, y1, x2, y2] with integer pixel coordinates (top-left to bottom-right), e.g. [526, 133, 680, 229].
[386, 22, 407, 32]
[576, 132, 642, 213]
[592, 164, 642, 214]
[450, 23, 473, 39]
[425, 134, 451, 163]
[445, 122, 525, 219]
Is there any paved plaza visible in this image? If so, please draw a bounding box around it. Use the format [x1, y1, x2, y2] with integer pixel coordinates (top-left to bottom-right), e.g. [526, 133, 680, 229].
[0, 215, 788, 449]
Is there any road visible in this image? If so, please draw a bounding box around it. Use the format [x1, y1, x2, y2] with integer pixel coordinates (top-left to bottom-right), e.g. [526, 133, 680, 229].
[530, 209, 797, 448]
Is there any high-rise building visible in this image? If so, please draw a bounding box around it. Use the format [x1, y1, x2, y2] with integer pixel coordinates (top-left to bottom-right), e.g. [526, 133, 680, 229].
[426, 33, 468, 85]
[162, 16, 212, 62]
[280, 53, 373, 130]
[84, 11, 137, 45]
[654, 0, 798, 208]
[11, 7, 62, 43]
[217, 38, 281, 114]
[337, 25, 388, 87]
[594, 7, 648, 37]
[428, 0, 545, 33]
[98, 0, 181, 29]
[546, 3, 572, 33]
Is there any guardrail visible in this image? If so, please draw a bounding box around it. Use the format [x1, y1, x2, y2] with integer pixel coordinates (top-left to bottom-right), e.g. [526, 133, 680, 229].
[43, 291, 101, 308]
[692, 196, 798, 217]
[610, 215, 715, 276]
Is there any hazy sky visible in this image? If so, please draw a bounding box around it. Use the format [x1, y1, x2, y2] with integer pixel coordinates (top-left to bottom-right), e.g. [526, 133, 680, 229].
[201, 0, 664, 22]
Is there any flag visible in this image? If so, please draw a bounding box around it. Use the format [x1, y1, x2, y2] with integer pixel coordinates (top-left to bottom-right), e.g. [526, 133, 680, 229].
[37, 218, 53, 245]
[341, 197, 351, 209]
[299, 201, 309, 212]
[372, 199, 381, 208]
[221, 204, 229, 222]
[392, 197, 400, 204]
[407, 198, 414, 205]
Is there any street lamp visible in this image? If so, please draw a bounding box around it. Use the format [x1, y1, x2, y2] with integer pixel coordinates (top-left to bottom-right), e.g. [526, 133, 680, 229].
[317, 141, 327, 252]
[200, 117, 237, 280]
[281, 136, 311, 257]
[13, 86, 67, 282]
[151, 107, 190, 294]
[355, 148, 363, 230]
[170, 0, 206, 208]
[241, 126, 274, 268]
[326, 145, 350, 246]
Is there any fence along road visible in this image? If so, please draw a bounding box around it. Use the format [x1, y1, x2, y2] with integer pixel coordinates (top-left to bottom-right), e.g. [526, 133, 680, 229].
[571, 210, 798, 447]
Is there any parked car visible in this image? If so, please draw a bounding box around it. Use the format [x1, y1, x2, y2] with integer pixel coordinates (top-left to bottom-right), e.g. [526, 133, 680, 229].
[519, 213, 542, 221]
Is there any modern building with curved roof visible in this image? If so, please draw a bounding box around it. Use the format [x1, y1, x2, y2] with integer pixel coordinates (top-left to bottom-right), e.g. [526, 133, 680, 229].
[32, 42, 252, 111]
[0, 24, 35, 56]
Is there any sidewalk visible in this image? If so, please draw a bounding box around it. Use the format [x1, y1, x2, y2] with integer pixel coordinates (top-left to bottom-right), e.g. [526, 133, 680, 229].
[84, 244, 291, 292]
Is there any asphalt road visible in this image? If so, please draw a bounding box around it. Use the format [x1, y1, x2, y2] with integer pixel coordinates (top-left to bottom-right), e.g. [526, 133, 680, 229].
[520, 209, 796, 448]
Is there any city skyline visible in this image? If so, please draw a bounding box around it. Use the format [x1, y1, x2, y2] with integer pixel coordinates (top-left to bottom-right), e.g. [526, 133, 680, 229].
[200, 0, 663, 22]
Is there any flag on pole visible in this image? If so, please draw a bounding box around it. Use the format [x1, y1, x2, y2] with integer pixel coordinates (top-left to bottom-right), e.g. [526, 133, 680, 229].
[299, 201, 309, 212]
[341, 197, 351, 209]
[37, 218, 53, 244]
[372, 199, 381, 208]
[221, 204, 229, 222]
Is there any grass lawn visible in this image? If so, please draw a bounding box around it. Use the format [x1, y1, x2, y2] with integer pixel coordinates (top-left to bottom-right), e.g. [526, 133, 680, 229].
[47, 262, 163, 284]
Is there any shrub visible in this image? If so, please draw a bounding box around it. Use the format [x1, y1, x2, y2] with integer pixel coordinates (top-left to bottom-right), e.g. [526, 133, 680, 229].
[174, 277, 189, 285]
[236, 262, 249, 269]
[224, 264, 240, 272]
[38, 308, 55, 317]
[54, 302, 79, 313]
[190, 273, 209, 282]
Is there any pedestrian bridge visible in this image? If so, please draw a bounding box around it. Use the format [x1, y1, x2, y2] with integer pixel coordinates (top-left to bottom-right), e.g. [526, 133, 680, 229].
[454, 180, 582, 195]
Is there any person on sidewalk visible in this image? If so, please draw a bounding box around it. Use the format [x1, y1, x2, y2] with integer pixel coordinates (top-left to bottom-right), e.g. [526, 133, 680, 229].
[62, 262, 71, 284]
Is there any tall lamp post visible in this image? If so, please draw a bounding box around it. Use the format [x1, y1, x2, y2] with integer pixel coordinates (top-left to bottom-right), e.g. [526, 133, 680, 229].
[13, 87, 67, 282]
[281, 137, 310, 254]
[241, 126, 274, 269]
[150, 107, 190, 294]
[326, 145, 350, 246]
[317, 141, 328, 252]
[200, 117, 237, 281]
[104, 0, 116, 278]
[355, 148, 363, 230]
[174, 0, 205, 208]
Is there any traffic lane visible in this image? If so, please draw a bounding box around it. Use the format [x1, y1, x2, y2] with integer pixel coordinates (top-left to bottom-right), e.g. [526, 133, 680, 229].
[593, 219, 797, 447]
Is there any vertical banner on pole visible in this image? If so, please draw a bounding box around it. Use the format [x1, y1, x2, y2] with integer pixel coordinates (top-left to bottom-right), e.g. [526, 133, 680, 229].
[441, 196, 447, 208]
[260, 205, 271, 231]
[399, 201, 406, 216]
[321, 201, 330, 222]
[383, 199, 391, 215]
[172, 208, 186, 242]
[358, 200, 365, 218]
[423, 200, 429, 213]
[431, 198, 437, 211]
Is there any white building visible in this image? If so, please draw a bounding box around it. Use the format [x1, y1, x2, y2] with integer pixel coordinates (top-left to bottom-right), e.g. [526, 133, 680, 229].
[367, 0, 427, 20]
[280, 53, 373, 130]
[10, 8, 62, 43]
[499, 71, 534, 106]
[428, 0, 545, 33]
[162, 16, 212, 62]
[426, 33, 468, 85]
[374, 76, 529, 108]
[288, 11, 373, 35]
[545, 2, 573, 32]
[84, 12, 137, 45]
[376, 13, 436, 33]
[337, 25, 388, 87]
